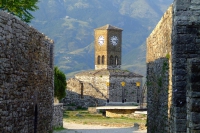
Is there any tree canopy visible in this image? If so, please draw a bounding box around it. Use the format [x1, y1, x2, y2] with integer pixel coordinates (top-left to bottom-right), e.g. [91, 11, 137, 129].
[0, 0, 39, 23]
[54, 66, 66, 101]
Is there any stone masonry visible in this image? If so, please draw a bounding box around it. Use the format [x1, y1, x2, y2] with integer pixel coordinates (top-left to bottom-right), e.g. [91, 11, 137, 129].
[53, 103, 63, 128]
[146, 5, 173, 133]
[187, 58, 200, 133]
[0, 11, 54, 133]
[147, 1, 200, 133]
[64, 69, 143, 108]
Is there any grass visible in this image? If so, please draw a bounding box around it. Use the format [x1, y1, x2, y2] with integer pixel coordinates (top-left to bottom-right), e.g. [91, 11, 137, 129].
[53, 126, 66, 131]
[63, 110, 146, 127]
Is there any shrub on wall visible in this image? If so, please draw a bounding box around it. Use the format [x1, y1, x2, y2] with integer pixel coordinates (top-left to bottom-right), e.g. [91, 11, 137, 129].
[54, 66, 66, 101]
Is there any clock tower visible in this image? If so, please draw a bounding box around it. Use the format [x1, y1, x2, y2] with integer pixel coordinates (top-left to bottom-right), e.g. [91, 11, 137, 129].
[94, 24, 123, 70]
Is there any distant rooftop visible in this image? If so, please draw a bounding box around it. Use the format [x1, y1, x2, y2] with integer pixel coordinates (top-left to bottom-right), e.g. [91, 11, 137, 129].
[75, 69, 143, 77]
[95, 24, 123, 31]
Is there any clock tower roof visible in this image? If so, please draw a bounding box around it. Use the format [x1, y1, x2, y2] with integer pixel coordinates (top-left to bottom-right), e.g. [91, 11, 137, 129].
[95, 24, 123, 31]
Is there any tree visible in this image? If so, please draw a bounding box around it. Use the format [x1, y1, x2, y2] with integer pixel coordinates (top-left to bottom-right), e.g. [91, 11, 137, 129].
[54, 66, 67, 101]
[0, 0, 39, 23]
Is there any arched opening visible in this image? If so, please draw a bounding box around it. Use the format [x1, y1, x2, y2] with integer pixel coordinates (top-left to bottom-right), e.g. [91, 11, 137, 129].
[110, 55, 113, 65]
[102, 55, 105, 64]
[115, 56, 118, 65]
[34, 104, 38, 133]
[97, 56, 100, 64]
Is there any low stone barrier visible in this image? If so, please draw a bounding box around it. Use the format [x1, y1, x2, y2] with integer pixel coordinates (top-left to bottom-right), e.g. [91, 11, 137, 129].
[88, 107, 99, 113]
[53, 103, 63, 128]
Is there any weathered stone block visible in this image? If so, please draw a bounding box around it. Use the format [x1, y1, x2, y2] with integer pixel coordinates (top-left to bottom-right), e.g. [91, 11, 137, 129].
[190, 73, 200, 83]
[174, 0, 190, 5]
[174, 69, 187, 75]
[189, 112, 200, 124]
[191, 99, 200, 112]
[189, 81, 200, 92]
[189, 129, 200, 133]
[191, 0, 200, 4]
[189, 122, 200, 130]
[176, 123, 187, 131]
[190, 5, 200, 11]
[191, 64, 200, 73]
[188, 91, 200, 97]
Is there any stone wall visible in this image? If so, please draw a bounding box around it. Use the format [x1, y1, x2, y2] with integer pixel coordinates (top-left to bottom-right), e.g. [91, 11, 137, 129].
[64, 70, 143, 108]
[106, 109, 135, 118]
[170, 1, 200, 132]
[146, 5, 173, 133]
[147, 1, 200, 133]
[63, 78, 106, 108]
[0, 11, 54, 133]
[187, 58, 200, 132]
[53, 103, 63, 128]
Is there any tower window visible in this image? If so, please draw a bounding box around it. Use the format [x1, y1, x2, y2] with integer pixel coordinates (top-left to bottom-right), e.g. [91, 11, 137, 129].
[110, 55, 114, 65]
[102, 55, 105, 64]
[115, 56, 118, 65]
[97, 56, 100, 64]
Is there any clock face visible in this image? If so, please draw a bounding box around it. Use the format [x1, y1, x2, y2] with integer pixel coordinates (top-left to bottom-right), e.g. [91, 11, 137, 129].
[110, 36, 118, 46]
[98, 36, 104, 46]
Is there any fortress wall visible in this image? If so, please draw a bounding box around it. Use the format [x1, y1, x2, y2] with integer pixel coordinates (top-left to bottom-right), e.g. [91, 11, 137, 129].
[146, 5, 173, 133]
[0, 11, 54, 133]
[187, 59, 200, 132]
[170, 1, 200, 132]
[147, 1, 200, 132]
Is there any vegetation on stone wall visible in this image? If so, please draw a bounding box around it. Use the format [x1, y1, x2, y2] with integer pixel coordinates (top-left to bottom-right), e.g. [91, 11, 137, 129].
[54, 66, 67, 101]
[0, 0, 39, 22]
[146, 54, 170, 133]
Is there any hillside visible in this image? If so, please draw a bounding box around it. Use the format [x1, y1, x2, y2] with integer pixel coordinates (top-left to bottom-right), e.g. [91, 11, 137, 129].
[31, 0, 173, 79]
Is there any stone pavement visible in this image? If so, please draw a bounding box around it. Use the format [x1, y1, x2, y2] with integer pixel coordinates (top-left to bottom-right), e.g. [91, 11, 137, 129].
[54, 122, 147, 133]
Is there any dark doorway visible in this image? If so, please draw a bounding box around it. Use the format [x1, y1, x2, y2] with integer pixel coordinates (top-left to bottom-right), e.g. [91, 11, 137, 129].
[34, 104, 38, 133]
[81, 82, 84, 99]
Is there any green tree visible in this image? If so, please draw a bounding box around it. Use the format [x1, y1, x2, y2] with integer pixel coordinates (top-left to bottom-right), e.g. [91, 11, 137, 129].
[0, 0, 39, 23]
[54, 66, 66, 101]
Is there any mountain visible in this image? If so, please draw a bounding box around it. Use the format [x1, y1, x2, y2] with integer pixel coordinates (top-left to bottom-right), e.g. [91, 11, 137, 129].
[31, 0, 173, 79]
